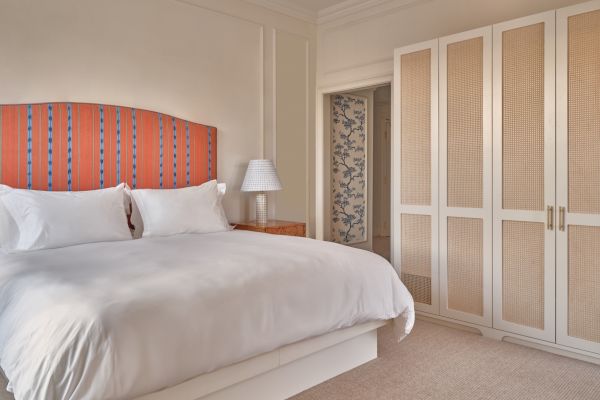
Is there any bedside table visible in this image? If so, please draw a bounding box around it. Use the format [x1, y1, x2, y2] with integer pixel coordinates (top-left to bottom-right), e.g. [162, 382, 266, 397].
[234, 220, 306, 237]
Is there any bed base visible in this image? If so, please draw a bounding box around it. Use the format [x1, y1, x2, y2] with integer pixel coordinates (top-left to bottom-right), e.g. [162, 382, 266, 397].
[135, 320, 386, 400]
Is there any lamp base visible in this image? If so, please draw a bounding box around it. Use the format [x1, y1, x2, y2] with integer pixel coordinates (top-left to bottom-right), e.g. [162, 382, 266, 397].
[255, 192, 268, 226]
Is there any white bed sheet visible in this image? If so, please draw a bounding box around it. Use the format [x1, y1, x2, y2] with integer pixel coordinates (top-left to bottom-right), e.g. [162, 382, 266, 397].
[0, 231, 414, 400]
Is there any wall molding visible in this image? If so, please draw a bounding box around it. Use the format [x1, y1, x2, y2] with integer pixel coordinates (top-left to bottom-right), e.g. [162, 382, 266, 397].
[272, 29, 311, 225]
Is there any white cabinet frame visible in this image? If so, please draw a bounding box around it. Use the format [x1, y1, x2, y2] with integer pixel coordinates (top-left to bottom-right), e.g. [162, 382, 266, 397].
[393, 39, 439, 314]
[556, 0, 600, 355]
[492, 10, 556, 342]
[439, 26, 493, 327]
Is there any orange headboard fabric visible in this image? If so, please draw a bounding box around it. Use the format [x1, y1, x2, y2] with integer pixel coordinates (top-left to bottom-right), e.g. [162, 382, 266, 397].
[0, 103, 217, 191]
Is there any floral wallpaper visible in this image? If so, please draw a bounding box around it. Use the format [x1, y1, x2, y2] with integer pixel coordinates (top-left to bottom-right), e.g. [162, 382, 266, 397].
[331, 94, 367, 245]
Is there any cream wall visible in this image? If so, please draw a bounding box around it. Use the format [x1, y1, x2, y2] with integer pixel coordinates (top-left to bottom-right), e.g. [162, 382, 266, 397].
[317, 0, 584, 87]
[0, 0, 316, 231]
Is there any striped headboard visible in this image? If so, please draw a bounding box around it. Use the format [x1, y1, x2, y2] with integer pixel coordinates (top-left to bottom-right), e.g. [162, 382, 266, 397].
[0, 103, 217, 191]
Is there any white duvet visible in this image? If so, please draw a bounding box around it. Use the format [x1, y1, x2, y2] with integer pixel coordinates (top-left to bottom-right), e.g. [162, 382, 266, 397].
[0, 231, 414, 400]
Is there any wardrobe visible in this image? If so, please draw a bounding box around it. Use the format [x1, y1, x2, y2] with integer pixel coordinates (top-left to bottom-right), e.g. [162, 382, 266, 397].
[393, 0, 600, 358]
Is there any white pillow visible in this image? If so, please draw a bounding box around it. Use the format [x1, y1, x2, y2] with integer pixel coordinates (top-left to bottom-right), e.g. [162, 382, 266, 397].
[130, 180, 230, 238]
[0, 184, 132, 252]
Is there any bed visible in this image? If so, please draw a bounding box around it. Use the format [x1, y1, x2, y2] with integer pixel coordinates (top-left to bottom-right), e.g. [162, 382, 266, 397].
[0, 103, 414, 400]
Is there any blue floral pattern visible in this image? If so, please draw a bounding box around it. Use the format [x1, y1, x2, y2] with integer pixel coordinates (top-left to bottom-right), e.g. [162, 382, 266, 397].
[331, 94, 367, 244]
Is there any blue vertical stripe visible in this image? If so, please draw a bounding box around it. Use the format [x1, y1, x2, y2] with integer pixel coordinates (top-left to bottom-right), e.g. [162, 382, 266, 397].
[186, 122, 190, 186]
[172, 117, 177, 187]
[67, 104, 72, 191]
[47, 104, 53, 190]
[207, 127, 212, 180]
[27, 105, 32, 189]
[132, 109, 137, 189]
[116, 107, 121, 183]
[159, 114, 163, 188]
[100, 105, 105, 188]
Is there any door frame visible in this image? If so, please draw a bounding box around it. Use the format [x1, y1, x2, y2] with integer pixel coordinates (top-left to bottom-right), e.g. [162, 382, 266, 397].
[315, 76, 392, 242]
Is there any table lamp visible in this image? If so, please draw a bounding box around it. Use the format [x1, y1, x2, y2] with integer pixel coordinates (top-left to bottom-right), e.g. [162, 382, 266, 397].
[241, 159, 282, 225]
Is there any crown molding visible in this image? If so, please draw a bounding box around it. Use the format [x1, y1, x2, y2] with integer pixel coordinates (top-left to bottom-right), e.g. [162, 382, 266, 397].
[243, 0, 428, 26]
[318, 0, 429, 27]
[243, 0, 318, 23]
[318, 0, 388, 24]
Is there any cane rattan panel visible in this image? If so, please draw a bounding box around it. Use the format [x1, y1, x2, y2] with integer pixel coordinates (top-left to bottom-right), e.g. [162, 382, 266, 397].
[447, 37, 484, 209]
[568, 10, 600, 215]
[568, 225, 600, 343]
[502, 220, 545, 329]
[400, 49, 431, 206]
[401, 273, 432, 305]
[502, 23, 545, 212]
[401, 214, 432, 304]
[447, 217, 484, 316]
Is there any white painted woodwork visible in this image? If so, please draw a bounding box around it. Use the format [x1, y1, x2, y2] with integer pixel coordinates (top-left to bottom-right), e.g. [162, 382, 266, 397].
[556, 0, 600, 355]
[393, 39, 439, 314]
[135, 321, 385, 400]
[438, 26, 493, 327]
[491, 10, 556, 342]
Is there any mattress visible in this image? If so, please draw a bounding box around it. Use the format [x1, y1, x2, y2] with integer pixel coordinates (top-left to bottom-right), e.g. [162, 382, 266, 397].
[0, 231, 414, 400]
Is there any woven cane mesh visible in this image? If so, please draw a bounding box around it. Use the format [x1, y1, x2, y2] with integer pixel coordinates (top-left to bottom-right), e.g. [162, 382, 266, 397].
[447, 217, 484, 316]
[502, 23, 545, 211]
[447, 37, 484, 208]
[400, 273, 432, 306]
[502, 220, 545, 329]
[568, 11, 600, 215]
[401, 49, 431, 206]
[568, 225, 600, 343]
[401, 214, 432, 304]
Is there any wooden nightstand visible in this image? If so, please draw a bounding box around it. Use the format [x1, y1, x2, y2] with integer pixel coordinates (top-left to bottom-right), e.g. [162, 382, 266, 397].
[234, 220, 306, 237]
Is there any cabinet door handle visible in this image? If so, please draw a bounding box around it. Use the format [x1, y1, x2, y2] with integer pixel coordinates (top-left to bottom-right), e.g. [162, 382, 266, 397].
[559, 206, 565, 232]
[547, 206, 554, 231]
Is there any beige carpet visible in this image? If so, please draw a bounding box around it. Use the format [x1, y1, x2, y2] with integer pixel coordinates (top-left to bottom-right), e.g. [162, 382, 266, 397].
[291, 320, 600, 400]
[1, 320, 599, 400]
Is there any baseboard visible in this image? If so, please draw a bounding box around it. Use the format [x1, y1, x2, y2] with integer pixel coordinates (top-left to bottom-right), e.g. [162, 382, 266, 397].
[416, 312, 600, 366]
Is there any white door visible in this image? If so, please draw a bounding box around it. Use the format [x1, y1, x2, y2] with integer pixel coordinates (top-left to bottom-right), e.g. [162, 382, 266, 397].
[439, 26, 493, 327]
[393, 39, 439, 314]
[492, 11, 556, 342]
[556, 0, 600, 354]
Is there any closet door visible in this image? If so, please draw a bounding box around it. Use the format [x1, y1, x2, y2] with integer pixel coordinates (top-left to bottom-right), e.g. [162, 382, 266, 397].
[556, 0, 600, 354]
[393, 39, 439, 314]
[492, 11, 556, 341]
[439, 27, 492, 327]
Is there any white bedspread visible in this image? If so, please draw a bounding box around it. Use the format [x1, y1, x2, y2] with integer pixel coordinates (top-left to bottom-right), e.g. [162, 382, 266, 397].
[0, 231, 414, 400]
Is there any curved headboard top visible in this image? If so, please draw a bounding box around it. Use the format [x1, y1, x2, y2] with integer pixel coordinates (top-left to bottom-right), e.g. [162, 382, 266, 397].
[0, 103, 217, 191]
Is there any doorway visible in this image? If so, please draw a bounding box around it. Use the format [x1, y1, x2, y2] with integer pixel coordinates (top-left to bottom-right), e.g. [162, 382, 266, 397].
[322, 84, 391, 260]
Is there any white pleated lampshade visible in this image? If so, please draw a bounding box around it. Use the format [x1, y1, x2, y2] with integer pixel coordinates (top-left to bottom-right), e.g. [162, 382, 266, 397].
[240, 159, 283, 192]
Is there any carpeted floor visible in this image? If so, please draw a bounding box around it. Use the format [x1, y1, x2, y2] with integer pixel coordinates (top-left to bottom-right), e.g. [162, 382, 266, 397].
[291, 320, 600, 400]
[1, 320, 599, 399]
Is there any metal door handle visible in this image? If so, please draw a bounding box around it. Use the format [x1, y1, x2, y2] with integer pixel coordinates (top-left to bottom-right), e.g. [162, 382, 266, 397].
[559, 207, 565, 232]
[547, 206, 554, 231]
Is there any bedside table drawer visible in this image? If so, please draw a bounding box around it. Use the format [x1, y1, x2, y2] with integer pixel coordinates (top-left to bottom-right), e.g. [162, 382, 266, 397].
[234, 220, 306, 237]
[265, 224, 305, 237]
